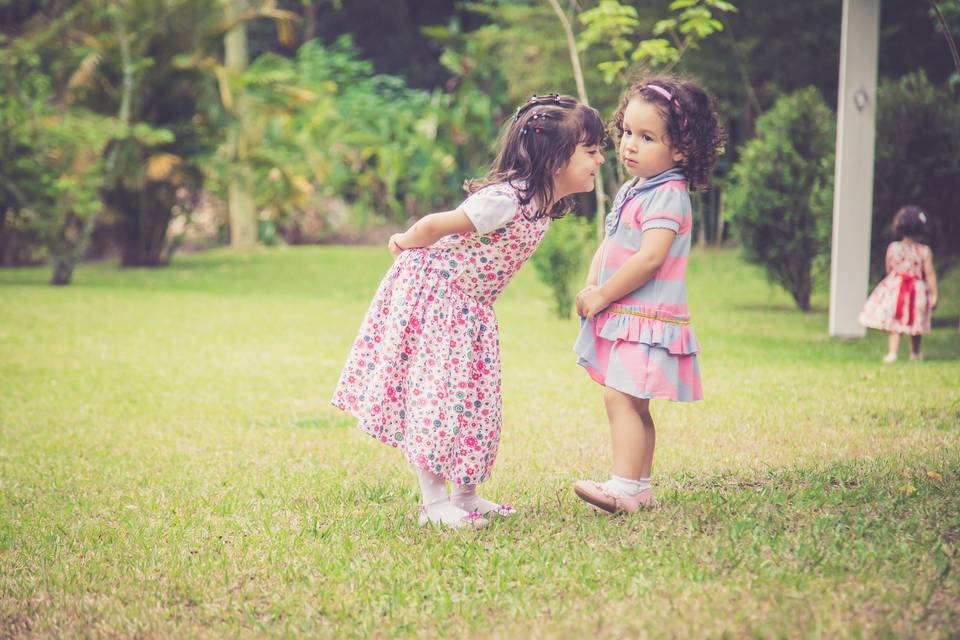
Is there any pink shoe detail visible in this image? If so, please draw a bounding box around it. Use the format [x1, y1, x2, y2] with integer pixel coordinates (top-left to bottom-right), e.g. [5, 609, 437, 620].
[573, 480, 658, 514]
[417, 504, 489, 529]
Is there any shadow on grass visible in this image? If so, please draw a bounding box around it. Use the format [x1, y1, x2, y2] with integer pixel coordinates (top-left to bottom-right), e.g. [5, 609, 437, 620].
[913, 354, 960, 362]
[733, 303, 828, 313]
[932, 316, 960, 329]
[0, 270, 52, 287]
[257, 415, 353, 430]
[636, 455, 960, 507]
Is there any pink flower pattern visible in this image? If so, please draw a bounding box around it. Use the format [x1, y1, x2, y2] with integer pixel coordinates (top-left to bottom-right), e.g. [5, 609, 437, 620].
[859, 241, 933, 335]
[332, 184, 550, 485]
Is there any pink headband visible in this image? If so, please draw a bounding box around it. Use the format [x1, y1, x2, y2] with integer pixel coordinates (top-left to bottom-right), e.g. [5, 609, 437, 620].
[644, 84, 674, 102]
[642, 84, 687, 130]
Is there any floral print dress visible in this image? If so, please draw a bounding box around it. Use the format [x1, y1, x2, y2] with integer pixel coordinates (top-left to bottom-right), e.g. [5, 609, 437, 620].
[332, 183, 550, 485]
[859, 240, 932, 335]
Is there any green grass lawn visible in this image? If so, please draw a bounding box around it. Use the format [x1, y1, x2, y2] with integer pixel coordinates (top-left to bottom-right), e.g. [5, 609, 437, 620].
[2, 246, 958, 638]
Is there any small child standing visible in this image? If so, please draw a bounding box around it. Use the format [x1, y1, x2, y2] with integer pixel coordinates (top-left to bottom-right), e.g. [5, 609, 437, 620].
[572, 76, 725, 514]
[332, 95, 606, 529]
[859, 205, 939, 362]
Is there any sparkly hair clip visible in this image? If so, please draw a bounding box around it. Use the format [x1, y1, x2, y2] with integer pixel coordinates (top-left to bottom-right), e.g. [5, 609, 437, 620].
[918, 211, 928, 223]
[521, 110, 553, 135]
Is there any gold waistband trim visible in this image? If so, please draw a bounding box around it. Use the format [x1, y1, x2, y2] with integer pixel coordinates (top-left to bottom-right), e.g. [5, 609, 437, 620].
[607, 305, 690, 325]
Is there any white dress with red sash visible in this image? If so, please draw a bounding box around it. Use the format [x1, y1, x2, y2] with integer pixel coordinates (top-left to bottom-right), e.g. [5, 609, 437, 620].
[858, 240, 932, 335]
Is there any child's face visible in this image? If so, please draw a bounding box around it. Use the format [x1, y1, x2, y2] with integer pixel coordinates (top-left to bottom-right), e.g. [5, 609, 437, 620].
[618, 97, 684, 179]
[554, 142, 605, 198]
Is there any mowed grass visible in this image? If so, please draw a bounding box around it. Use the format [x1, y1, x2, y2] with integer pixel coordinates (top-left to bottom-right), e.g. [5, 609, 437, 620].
[1, 246, 958, 638]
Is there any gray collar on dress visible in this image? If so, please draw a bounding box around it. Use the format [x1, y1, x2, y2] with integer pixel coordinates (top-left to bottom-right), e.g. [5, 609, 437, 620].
[605, 167, 686, 235]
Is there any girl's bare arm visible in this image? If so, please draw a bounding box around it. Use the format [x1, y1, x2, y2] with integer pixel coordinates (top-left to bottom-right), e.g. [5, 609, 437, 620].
[923, 247, 939, 309]
[584, 243, 604, 287]
[578, 229, 675, 320]
[597, 229, 674, 303]
[389, 209, 476, 255]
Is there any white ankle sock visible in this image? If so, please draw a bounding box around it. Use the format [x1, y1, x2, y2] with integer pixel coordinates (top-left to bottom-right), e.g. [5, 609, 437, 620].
[450, 483, 500, 515]
[604, 475, 651, 496]
[416, 467, 471, 524]
[417, 467, 449, 505]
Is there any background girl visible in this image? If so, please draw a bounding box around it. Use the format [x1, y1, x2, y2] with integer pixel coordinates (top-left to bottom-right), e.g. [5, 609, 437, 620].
[572, 75, 725, 514]
[332, 94, 606, 528]
[859, 205, 939, 362]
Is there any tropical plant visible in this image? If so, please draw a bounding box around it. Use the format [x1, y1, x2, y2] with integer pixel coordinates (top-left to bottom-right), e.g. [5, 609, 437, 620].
[0, 2, 124, 284]
[0, 63, 119, 284]
[62, 0, 224, 267]
[201, 36, 501, 241]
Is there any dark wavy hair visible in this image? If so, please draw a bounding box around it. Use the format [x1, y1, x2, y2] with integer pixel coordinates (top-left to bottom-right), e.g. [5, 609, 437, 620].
[466, 94, 605, 219]
[892, 204, 929, 240]
[610, 74, 726, 192]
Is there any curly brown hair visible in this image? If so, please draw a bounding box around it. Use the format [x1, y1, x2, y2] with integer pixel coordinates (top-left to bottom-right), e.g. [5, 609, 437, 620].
[610, 74, 726, 192]
[892, 204, 929, 240]
[466, 94, 605, 219]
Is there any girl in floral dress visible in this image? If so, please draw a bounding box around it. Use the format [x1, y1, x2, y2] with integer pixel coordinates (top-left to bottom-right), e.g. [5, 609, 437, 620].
[332, 95, 606, 529]
[572, 76, 725, 514]
[859, 205, 939, 362]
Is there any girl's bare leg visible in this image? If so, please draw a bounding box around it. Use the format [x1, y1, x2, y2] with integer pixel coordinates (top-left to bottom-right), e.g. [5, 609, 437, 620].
[885, 332, 901, 362]
[604, 387, 656, 480]
[910, 334, 922, 359]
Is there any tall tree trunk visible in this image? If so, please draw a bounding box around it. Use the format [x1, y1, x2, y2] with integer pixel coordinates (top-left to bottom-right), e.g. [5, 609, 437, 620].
[715, 189, 725, 246]
[43, 3, 136, 284]
[109, 13, 151, 268]
[546, 0, 608, 238]
[120, 182, 176, 266]
[49, 211, 80, 285]
[304, 0, 317, 42]
[225, 0, 257, 249]
[50, 258, 73, 285]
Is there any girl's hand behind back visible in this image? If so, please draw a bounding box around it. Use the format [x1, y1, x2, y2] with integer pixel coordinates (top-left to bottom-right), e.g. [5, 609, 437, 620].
[578, 287, 610, 321]
[388, 234, 405, 257]
[575, 285, 598, 317]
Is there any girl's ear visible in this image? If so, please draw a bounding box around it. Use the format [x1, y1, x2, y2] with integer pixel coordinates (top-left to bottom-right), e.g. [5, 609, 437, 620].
[672, 149, 685, 163]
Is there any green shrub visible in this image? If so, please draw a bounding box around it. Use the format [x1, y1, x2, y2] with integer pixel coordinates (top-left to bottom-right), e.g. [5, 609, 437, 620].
[0, 49, 118, 284]
[872, 72, 960, 280]
[726, 87, 835, 311]
[532, 214, 593, 319]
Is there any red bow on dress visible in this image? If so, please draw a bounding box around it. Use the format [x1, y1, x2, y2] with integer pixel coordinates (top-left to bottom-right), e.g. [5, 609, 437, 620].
[894, 272, 918, 326]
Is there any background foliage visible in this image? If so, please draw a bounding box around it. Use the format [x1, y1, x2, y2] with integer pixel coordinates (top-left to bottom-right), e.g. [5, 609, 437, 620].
[871, 71, 960, 281]
[531, 213, 594, 318]
[726, 88, 835, 312]
[0, 0, 957, 298]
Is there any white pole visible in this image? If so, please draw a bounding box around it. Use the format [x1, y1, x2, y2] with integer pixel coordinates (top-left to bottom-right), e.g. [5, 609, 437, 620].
[829, 0, 881, 337]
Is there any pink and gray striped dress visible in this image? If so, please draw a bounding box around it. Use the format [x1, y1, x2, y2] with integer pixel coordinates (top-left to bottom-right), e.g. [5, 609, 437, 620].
[574, 167, 702, 401]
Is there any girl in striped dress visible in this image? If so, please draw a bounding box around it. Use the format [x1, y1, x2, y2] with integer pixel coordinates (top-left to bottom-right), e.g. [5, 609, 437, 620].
[572, 76, 725, 514]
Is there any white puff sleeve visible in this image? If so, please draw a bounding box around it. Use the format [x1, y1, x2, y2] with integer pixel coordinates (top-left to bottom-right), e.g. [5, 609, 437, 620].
[460, 187, 519, 235]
